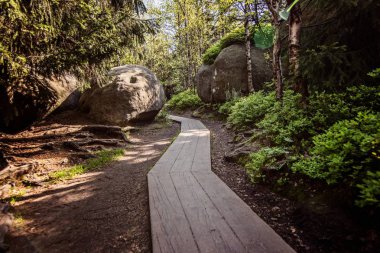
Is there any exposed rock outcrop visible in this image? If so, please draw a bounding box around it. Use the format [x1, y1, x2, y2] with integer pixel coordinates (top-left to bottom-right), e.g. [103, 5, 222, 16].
[196, 44, 272, 103]
[80, 65, 165, 125]
[0, 75, 79, 133]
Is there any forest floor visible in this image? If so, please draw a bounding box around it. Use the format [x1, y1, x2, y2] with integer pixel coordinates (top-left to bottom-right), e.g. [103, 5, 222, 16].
[1, 110, 378, 253]
[1, 111, 179, 253]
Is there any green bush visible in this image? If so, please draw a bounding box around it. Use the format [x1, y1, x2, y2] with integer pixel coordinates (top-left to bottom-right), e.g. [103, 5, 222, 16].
[245, 147, 288, 182]
[227, 91, 276, 129]
[309, 85, 380, 134]
[218, 98, 241, 117]
[257, 90, 311, 146]
[166, 90, 203, 110]
[357, 171, 380, 207]
[292, 111, 380, 207]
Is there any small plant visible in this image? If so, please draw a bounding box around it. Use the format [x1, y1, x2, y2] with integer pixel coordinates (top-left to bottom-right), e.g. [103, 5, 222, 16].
[356, 171, 380, 207]
[245, 147, 287, 182]
[166, 89, 203, 111]
[368, 68, 380, 78]
[14, 212, 25, 227]
[292, 111, 380, 207]
[227, 91, 276, 129]
[49, 149, 124, 181]
[257, 90, 311, 146]
[8, 188, 27, 205]
[218, 98, 241, 117]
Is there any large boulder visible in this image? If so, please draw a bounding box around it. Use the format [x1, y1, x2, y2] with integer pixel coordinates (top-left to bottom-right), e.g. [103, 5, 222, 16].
[80, 65, 165, 125]
[196, 44, 272, 103]
[0, 74, 79, 133]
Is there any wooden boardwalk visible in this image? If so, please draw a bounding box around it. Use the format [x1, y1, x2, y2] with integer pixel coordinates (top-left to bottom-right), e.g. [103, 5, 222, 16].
[148, 115, 295, 253]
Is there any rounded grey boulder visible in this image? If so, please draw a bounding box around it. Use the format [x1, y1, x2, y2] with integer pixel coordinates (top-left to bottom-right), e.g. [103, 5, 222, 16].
[196, 44, 272, 103]
[80, 65, 165, 125]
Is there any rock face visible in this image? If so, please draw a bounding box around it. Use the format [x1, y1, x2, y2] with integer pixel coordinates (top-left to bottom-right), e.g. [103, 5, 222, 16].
[0, 74, 79, 133]
[196, 44, 272, 103]
[80, 65, 165, 125]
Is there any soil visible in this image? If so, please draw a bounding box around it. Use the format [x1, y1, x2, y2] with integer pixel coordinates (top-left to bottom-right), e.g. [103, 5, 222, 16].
[2, 111, 179, 253]
[199, 115, 379, 253]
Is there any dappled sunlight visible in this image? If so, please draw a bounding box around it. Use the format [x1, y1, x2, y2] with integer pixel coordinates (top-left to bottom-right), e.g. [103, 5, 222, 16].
[7, 129, 178, 252]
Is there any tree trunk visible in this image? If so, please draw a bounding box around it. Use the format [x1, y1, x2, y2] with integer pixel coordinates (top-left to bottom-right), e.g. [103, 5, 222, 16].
[266, 0, 283, 100]
[273, 27, 283, 100]
[244, 1, 254, 93]
[287, 0, 308, 100]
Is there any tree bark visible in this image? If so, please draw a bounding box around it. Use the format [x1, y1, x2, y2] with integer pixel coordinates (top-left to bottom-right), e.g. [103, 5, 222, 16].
[272, 2, 283, 100]
[287, 0, 308, 101]
[266, 0, 284, 100]
[244, 1, 254, 93]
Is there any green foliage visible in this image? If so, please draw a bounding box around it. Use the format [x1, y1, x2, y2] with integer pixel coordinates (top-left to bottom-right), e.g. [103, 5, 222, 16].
[246, 147, 287, 182]
[253, 25, 275, 49]
[0, 0, 154, 88]
[156, 107, 169, 121]
[221, 84, 380, 208]
[368, 68, 380, 78]
[257, 91, 311, 146]
[166, 90, 203, 110]
[50, 149, 124, 181]
[218, 98, 241, 117]
[227, 91, 276, 129]
[357, 171, 380, 208]
[292, 112, 380, 207]
[300, 43, 352, 91]
[308, 85, 380, 133]
[203, 43, 224, 65]
[202, 27, 251, 65]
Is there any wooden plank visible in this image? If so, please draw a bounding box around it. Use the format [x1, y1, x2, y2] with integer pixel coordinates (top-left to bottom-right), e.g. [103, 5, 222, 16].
[149, 115, 295, 253]
[148, 173, 199, 253]
[171, 172, 245, 253]
[193, 172, 295, 253]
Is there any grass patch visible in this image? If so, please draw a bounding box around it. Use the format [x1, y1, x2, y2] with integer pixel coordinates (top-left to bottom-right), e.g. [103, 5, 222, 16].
[6, 188, 27, 205]
[49, 148, 125, 181]
[166, 89, 203, 111]
[14, 212, 25, 227]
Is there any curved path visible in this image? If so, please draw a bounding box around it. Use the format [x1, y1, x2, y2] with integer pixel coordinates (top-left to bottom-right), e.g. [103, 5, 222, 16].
[148, 115, 295, 253]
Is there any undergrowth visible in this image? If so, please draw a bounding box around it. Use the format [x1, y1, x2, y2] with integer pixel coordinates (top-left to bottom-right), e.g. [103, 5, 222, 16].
[166, 89, 203, 111]
[219, 81, 380, 208]
[49, 148, 124, 181]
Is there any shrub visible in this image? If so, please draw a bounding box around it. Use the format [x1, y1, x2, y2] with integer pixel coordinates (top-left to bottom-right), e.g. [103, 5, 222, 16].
[357, 171, 380, 208]
[292, 111, 380, 207]
[257, 90, 311, 146]
[308, 85, 380, 134]
[245, 147, 288, 182]
[227, 91, 276, 129]
[218, 98, 241, 117]
[166, 89, 203, 110]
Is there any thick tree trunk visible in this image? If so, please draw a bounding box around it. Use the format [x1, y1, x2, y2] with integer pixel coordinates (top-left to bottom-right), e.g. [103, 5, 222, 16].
[287, 0, 308, 100]
[244, 1, 254, 93]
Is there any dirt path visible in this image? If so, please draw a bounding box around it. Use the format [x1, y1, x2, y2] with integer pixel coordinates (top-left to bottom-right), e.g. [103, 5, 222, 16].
[6, 122, 179, 253]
